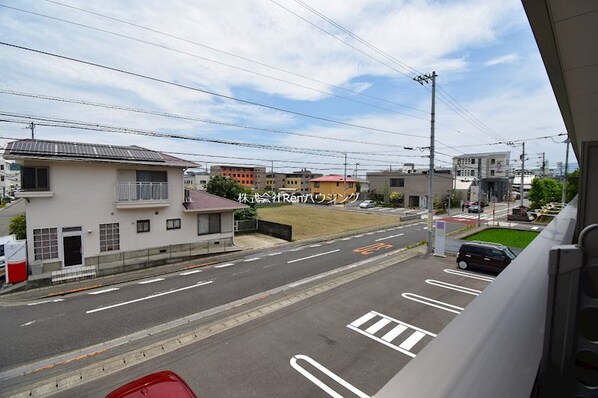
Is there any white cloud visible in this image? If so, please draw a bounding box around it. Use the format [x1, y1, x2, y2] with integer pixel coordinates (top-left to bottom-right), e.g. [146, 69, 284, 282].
[484, 53, 519, 67]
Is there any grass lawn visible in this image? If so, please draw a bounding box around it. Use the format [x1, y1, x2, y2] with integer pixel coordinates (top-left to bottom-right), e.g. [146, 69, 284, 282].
[465, 228, 539, 248]
[257, 205, 402, 240]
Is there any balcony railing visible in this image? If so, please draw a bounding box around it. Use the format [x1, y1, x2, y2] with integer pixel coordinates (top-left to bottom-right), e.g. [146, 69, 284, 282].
[376, 198, 578, 398]
[115, 182, 169, 202]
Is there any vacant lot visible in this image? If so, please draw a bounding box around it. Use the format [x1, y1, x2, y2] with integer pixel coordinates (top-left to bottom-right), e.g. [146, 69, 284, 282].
[465, 228, 539, 248]
[257, 205, 402, 240]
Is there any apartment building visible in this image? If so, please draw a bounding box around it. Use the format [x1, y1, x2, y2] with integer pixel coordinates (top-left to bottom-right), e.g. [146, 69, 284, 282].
[210, 165, 266, 190]
[265, 169, 323, 193]
[184, 170, 211, 191]
[453, 152, 511, 202]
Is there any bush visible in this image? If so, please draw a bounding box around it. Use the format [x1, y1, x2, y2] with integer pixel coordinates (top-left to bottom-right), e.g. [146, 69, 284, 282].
[9, 213, 26, 239]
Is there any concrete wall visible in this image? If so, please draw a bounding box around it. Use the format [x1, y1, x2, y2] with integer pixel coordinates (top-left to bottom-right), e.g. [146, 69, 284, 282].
[21, 160, 235, 270]
[257, 220, 292, 241]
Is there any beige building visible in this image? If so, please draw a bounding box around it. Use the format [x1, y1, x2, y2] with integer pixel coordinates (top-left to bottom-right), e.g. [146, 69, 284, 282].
[367, 169, 453, 208]
[5, 139, 246, 274]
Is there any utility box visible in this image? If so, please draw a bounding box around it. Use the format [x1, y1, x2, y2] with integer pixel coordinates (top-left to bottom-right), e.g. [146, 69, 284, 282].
[5, 240, 27, 284]
[30, 260, 44, 275]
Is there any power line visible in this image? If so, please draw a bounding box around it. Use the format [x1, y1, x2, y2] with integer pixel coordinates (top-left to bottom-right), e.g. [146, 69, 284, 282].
[0, 89, 421, 150]
[0, 41, 429, 140]
[43, 0, 428, 115]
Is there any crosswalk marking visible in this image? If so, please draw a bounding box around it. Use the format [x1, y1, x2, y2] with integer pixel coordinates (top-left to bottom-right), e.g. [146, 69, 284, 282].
[347, 311, 436, 358]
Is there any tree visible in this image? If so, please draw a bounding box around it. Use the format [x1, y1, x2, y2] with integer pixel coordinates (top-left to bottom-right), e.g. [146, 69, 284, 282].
[9, 213, 26, 239]
[528, 177, 563, 209]
[565, 169, 580, 202]
[389, 192, 403, 207]
[205, 176, 256, 220]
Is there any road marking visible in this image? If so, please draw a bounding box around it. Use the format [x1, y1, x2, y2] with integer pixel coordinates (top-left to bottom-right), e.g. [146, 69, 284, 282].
[531, 226, 539, 230]
[402, 293, 464, 314]
[267, 252, 283, 256]
[20, 320, 36, 327]
[180, 269, 203, 275]
[137, 278, 164, 285]
[340, 237, 352, 241]
[374, 233, 404, 242]
[86, 281, 213, 314]
[354, 234, 364, 238]
[290, 247, 305, 251]
[27, 299, 65, 306]
[425, 279, 481, 296]
[244, 258, 261, 262]
[290, 354, 369, 398]
[347, 311, 436, 358]
[353, 242, 392, 255]
[215, 263, 234, 268]
[443, 269, 495, 282]
[309, 244, 322, 248]
[287, 249, 340, 264]
[88, 288, 120, 295]
[365, 232, 375, 235]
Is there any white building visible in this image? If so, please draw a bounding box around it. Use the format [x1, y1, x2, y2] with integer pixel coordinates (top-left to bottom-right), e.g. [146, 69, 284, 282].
[4, 139, 247, 274]
[184, 170, 211, 191]
[0, 155, 20, 197]
[453, 152, 511, 202]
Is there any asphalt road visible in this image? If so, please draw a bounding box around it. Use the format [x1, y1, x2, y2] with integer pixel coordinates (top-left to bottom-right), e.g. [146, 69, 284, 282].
[64, 254, 492, 397]
[0, 221, 463, 372]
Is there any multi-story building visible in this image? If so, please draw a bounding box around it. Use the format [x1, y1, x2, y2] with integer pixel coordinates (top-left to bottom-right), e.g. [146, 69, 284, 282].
[367, 169, 453, 208]
[453, 152, 511, 202]
[264, 169, 323, 193]
[210, 165, 266, 190]
[184, 170, 211, 191]
[309, 174, 358, 201]
[4, 139, 247, 274]
[0, 155, 21, 197]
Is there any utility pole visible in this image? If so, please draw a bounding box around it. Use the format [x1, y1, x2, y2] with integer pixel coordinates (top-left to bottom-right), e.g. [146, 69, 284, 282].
[520, 142, 525, 208]
[478, 158, 482, 227]
[561, 138, 570, 206]
[343, 153, 347, 206]
[27, 122, 35, 139]
[354, 163, 359, 179]
[414, 71, 436, 254]
[271, 160, 274, 190]
[542, 152, 546, 177]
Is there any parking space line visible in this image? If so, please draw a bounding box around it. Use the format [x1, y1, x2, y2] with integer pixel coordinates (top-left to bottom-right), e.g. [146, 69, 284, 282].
[401, 293, 463, 314]
[443, 269, 495, 282]
[425, 279, 481, 296]
[347, 311, 436, 358]
[290, 354, 369, 398]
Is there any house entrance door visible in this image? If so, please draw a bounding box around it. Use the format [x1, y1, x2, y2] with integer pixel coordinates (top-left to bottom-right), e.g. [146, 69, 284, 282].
[63, 234, 83, 267]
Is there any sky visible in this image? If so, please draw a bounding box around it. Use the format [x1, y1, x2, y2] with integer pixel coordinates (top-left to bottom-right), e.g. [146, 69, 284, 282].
[0, 0, 575, 177]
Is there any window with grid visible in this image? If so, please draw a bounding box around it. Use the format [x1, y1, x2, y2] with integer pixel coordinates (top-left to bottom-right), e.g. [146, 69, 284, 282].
[100, 223, 120, 252]
[166, 218, 181, 230]
[198, 213, 221, 235]
[33, 228, 58, 260]
[137, 219, 150, 233]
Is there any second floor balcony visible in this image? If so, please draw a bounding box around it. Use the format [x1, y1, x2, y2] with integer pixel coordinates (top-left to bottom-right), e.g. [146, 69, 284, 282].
[115, 182, 170, 209]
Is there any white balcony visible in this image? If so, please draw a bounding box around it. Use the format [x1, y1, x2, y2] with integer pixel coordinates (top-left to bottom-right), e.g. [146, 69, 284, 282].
[115, 182, 170, 209]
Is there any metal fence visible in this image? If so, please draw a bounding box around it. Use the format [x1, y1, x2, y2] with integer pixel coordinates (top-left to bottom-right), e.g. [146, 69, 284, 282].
[234, 219, 258, 233]
[116, 182, 169, 202]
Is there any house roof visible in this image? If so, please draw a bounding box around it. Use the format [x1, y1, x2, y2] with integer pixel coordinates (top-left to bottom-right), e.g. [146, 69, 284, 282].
[310, 174, 358, 183]
[183, 190, 249, 212]
[4, 139, 197, 168]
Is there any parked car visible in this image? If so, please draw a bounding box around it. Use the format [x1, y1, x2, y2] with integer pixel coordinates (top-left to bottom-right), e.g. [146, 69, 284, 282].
[456, 242, 517, 273]
[468, 204, 483, 213]
[106, 371, 197, 398]
[359, 200, 376, 208]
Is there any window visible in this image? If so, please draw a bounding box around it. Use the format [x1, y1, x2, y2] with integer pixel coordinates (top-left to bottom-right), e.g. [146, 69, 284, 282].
[348, 182, 354, 188]
[491, 170, 495, 176]
[22, 166, 49, 190]
[198, 213, 221, 235]
[167, 218, 181, 230]
[390, 178, 405, 187]
[100, 223, 120, 252]
[314, 182, 320, 188]
[33, 227, 58, 260]
[137, 219, 150, 233]
[491, 159, 496, 165]
[471, 158, 476, 164]
[336, 182, 340, 186]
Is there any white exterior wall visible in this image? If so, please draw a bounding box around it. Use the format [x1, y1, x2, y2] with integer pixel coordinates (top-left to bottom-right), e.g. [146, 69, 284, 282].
[23, 160, 233, 268]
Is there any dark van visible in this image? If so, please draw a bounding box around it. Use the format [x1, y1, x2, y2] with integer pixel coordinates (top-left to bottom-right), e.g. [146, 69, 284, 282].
[456, 242, 517, 273]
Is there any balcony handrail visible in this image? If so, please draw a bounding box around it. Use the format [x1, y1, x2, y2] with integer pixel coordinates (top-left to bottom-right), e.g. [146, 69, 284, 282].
[376, 198, 578, 398]
[115, 181, 169, 202]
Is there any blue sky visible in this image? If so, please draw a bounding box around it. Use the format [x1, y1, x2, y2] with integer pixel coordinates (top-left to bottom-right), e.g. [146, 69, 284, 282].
[0, 0, 573, 176]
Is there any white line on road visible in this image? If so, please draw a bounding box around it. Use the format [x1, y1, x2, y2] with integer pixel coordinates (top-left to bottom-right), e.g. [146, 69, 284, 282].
[425, 279, 481, 296]
[340, 237, 352, 241]
[402, 293, 463, 314]
[349, 312, 377, 328]
[27, 299, 64, 306]
[179, 269, 203, 276]
[287, 249, 340, 264]
[266, 252, 283, 256]
[399, 331, 426, 350]
[86, 281, 213, 314]
[354, 234, 364, 238]
[214, 263, 234, 268]
[531, 226, 539, 230]
[290, 354, 369, 398]
[374, 233, 404, 242]
[20, 320, 36, 327]
[88, 288, 120, 295]
[309, 244, 322, 247]
[443, 269, 495, 282]
[243, 258, 261, 262]
[137, 278, 165, 285]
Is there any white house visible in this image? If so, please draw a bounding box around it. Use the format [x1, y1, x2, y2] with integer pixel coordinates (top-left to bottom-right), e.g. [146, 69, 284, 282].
[4, 139, 247, 274]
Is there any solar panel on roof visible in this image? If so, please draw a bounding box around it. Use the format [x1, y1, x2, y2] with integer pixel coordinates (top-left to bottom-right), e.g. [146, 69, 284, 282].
[8, 140, 164, 162]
